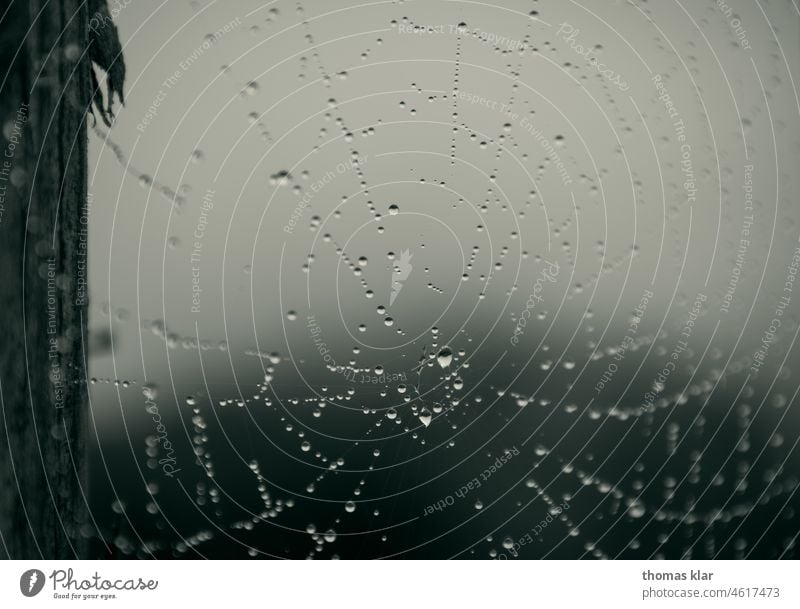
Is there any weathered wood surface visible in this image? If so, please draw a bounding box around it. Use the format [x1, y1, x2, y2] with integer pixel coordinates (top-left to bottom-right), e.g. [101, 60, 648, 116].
[0, 0, 122, 559]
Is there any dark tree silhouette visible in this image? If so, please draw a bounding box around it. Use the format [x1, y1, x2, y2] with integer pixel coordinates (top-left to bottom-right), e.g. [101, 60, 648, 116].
[0, 0, 123, 559]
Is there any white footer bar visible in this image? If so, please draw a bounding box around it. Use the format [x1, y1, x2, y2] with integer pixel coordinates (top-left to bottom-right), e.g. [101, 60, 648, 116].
[0, 560, 795, 607]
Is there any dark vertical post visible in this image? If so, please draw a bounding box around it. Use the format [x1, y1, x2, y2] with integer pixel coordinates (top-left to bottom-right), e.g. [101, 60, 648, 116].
[0, 0, 113, 559]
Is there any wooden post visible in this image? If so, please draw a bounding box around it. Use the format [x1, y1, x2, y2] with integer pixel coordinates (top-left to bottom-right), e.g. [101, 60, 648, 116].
[0, 0, 123, 559]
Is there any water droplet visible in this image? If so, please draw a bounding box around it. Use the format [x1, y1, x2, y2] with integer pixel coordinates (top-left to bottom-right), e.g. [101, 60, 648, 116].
[270, 170, 292, 186]
[437, 347, 453, 368]
[419, 408, 432, 427]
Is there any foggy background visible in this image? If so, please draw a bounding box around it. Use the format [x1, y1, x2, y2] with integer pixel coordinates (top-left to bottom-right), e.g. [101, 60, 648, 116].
[84, 0, 800, 558]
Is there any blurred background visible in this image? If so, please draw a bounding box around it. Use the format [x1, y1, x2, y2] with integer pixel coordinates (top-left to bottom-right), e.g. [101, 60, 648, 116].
[85, 0, 800, 558]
